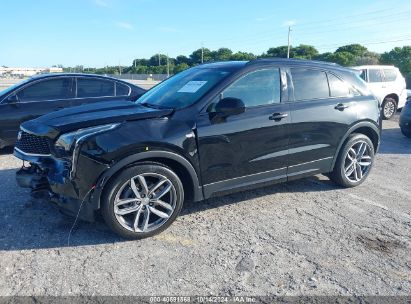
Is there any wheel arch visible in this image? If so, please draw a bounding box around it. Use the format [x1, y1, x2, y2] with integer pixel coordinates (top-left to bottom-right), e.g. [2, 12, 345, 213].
[384, 93, 399, 104]
[91, 151, 204, 210]
[330, 121, 380, 170]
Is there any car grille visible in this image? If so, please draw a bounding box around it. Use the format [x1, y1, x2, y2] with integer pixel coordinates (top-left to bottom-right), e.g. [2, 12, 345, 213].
[15, 131, 51, 155]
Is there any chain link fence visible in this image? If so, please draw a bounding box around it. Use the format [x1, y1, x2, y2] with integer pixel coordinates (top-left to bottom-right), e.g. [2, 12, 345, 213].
[107, 74, 170, 81]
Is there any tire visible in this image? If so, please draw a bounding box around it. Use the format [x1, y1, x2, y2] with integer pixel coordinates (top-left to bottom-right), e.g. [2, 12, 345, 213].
[401, 127, 411, 138]
[329, 134, 375, 188]
[101, 161, 184, 239]
[381, 98, 397, 120]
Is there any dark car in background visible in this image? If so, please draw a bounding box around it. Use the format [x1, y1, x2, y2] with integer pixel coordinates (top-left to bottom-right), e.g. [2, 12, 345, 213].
[399, 99, 411, 137]
[0, 73, 146, 148]
[14, 59, 381, 239]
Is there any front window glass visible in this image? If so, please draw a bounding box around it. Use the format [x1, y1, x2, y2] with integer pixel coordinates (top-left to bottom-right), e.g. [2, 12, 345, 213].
[18, 78, 72, 102]
[137, 67, 233, 109]
[222, 69, 281, 107]
[368, 69, 383, 83]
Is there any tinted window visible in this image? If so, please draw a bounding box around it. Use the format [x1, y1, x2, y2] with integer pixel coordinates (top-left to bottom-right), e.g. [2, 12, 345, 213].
[223, 68, 281, 107]
[18, 78, 72, 102]
[328, 73, 351, 97]
[368, 69, 383, 83]
[291, 68, 329, 101]
[116, 82, 130, 96]
[383, 69, 397, 82]
[77, 78, 115, 98]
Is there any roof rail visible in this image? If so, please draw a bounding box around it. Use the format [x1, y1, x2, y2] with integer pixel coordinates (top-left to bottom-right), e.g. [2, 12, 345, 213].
[250, 57, 342, 67]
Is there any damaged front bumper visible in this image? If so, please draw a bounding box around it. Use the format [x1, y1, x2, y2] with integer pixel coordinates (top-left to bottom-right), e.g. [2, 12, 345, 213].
[14, 148, 109, 222]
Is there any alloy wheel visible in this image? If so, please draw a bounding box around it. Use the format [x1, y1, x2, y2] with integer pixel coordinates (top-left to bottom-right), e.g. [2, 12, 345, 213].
[383, 100, 395, 119]
[113, 173, 177, 233]
[343, 141, 373, 183]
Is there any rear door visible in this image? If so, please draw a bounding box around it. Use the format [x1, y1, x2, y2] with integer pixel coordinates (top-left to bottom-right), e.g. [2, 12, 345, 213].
[72, 77, 131, 106]
[0, 77, 74, 144]
[287, 68, 359, 179]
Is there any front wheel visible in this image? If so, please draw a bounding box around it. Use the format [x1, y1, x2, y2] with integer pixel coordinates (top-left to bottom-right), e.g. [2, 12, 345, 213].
[381, 98, 397, 120]
[329, 134, 375, 188]
[101, 162, 184, 239]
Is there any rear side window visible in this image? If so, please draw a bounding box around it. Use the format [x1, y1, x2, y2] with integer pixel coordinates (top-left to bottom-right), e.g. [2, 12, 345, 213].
[327, 73, 351, 97]
[116, 82, 130, 96]
[18, 78, 72, 102]
[368, 69, 383, 83]
[222, 68, 281, 107]
[383, 69, 397, 82]
[291, 68, 329, 101]
[77, 78, 115, 98]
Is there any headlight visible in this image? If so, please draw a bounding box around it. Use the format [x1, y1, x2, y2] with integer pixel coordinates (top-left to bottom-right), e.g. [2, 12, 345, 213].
[55, 123, 120, 154]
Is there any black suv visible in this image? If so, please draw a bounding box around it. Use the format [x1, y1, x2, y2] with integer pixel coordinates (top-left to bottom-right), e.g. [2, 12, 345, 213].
[14, 59, 381, 239]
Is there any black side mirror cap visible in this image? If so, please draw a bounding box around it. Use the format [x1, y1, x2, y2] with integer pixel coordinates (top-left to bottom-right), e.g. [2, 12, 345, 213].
[215, 97, 245, 117]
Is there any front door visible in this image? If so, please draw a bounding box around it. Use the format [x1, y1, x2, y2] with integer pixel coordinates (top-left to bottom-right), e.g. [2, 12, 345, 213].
[196, 67, 290, 197]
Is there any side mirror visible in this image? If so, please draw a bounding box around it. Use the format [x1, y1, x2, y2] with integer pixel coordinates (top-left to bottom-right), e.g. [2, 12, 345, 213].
[215, 97, 245, 117]
[6, 94, 19, 104]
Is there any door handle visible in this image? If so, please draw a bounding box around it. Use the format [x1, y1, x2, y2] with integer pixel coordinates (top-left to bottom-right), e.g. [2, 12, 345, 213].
[269, 112, 288, 121]
[335, 103, 349, 111]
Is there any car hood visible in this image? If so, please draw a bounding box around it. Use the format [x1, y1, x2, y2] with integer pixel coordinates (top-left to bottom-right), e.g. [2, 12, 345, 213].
[21, 100, 174, 138]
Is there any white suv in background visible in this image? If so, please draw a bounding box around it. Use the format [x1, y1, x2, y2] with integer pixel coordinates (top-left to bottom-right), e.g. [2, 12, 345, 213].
[352, 65, 407, 120]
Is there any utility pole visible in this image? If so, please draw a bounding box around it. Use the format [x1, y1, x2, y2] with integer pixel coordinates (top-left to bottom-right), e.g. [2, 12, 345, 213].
[158, 53, 161, 66]
[287, 26, 292, 59]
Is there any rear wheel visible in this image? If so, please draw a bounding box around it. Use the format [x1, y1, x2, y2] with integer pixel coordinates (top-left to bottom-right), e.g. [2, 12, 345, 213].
[101, 162, 184, 239]
[381, 98, 397, 120]
[329, 134, 375, 188]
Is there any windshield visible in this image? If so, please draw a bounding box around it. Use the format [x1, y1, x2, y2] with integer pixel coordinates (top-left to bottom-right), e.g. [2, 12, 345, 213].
[137, 67, 233, 109]
[0, 78, 31, 96]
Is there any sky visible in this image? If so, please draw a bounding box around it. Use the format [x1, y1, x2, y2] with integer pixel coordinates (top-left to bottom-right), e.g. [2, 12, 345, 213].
[1, 0, 411, 68]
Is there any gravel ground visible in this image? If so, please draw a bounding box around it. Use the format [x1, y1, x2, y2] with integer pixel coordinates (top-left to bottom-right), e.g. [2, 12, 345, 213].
[0, 117, 410, 297]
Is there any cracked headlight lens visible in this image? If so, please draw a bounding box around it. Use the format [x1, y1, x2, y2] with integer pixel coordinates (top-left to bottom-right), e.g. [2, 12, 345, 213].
[55, 123, 120, 154]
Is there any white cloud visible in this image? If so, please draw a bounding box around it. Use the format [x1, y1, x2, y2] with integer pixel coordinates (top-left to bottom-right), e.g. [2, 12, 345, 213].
[116, 22, 134, 30]
[94, 0, 109, 7]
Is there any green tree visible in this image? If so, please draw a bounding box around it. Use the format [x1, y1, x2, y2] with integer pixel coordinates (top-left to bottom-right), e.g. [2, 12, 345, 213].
[175, 55, 191, 65]
[293, 44, 319, 59]
[336, 44, 368, 57]
[380, 46, 411, 75]
[174, 63, 190, 73]
[265, 46, 290, 58]
[190, 48, 213, 64]
[230, 51, 256, 61]
[214, 48, 233, 61]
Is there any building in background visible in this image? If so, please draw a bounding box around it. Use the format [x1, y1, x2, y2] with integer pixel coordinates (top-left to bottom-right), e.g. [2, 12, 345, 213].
[0, 67, 63, 78]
